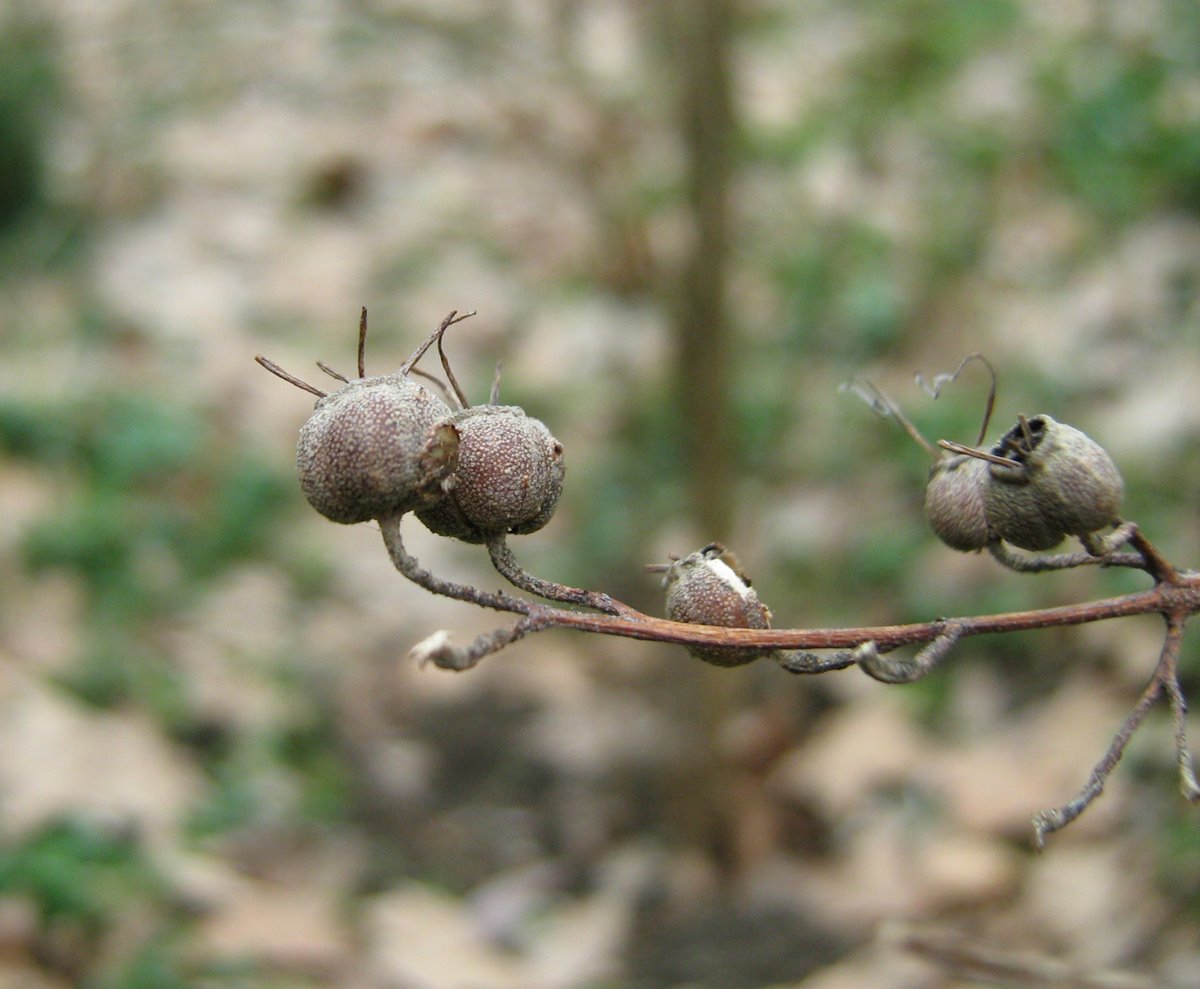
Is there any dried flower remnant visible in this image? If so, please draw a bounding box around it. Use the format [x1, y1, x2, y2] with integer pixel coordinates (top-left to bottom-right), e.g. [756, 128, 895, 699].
[256, 309, 478, 524]
[649, 543, 775, 667]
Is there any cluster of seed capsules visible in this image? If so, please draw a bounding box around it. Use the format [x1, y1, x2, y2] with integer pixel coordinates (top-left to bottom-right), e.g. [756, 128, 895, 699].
[650, 406, 1126, 666]
[924, 413, 1124, 553]
[261, 325, 1125, 670]
[257, 310, 565, 545]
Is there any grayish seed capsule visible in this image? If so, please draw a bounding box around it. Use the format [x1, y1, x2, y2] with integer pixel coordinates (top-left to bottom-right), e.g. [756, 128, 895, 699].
[661, 543, 773, 667]
[415, 405, 565, 543]
[924, 453, 991, 551]
[986, 414, 1123, 551]
[297, 374, 458, 524]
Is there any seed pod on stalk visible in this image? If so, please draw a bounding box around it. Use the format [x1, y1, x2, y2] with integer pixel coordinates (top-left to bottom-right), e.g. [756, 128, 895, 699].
[985, 414, 1124, 551]
[256, 309, 469, 524]
[649, 543, 775, 667]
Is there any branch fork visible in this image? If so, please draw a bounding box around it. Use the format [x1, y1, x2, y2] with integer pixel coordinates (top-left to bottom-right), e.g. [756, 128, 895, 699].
[378, 512, 1199, 845]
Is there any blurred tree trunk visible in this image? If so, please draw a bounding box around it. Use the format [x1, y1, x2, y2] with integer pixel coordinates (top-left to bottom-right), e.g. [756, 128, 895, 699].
[671, 0, 736, 542]
[660, 0, 750, 877]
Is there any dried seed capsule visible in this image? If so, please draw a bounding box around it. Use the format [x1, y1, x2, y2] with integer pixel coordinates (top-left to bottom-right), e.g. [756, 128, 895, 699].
[415, 405, 565, 543]
[660, 543, 773, 667]
[924, 453, 991, 551]
[297, 374, 459, 524]
[986, 414, 1124, 551]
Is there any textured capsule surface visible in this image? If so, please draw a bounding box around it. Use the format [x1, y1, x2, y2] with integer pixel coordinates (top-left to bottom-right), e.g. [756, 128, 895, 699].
[924, 453, 991, 551]
[662, 544, 773, 667]
[415, 405, 565, 543]
[986, 414, 1123, 550]
[1025, 416, 1123, 534]
[297, 374, 458, 524]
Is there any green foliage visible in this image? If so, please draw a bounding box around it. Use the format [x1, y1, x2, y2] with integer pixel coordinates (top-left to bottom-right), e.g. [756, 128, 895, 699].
[0, 820, 208, 988]
[57, 630, 190, 719]
[0, 396, 77, 462]
[774, 222, 910, 360]
[90, 934, 194, 989]
[185, 755, 261, 838]
[185, 710, 350, 840]
[1037, 26, 1200, 222]
[1154, 795, 1200, 917]
[6, 389, 291, 714]
[847, 0, 1020, 111]
[8, 390, 288, 590]
[272, 710, 352, 823]
[187, 455, 294, 578]
[0, 819, 164, 928]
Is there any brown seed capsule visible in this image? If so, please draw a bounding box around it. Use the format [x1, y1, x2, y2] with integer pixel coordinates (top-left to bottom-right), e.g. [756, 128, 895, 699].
[924, 453, 991, 551]
[415, 405, 565, 543]
[659, 543, 773, 667]
[297, 374, 459, 524]
[257, 308, 470, 525]
[986, 414, 1124, 551]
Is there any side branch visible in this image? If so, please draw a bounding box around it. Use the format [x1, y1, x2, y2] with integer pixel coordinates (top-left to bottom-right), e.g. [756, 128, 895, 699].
[382, 516, 1197, 848]
[485, 534, 636, 616]
[378, 514, 532, 614]
[1032, 612, 1200, 847]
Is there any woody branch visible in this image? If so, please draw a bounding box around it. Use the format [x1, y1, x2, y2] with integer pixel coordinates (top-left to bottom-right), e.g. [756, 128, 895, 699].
[384, 518, 1199, 846]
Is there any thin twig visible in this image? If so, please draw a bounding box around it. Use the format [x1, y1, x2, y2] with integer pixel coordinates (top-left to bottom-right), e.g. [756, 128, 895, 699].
[776, 643, 873, 674]
[914, 352, 998, 447]
[516, 578, 1199, 655]
[409, 617, 545, 671]
[840, 377, 937, 456]
[988, 535, 1145, 575]
[858, 622, 965, 683]
[435, 319, 470, 409]
[1030, 612, 1196, 849]
[939, 438, 1021, 468]
[373, 508, 1199, 844]
[486, 534, 636, 616]
[1128, 527, 1178, 584]
[1158, 615, 1200, 801]
[1079, 521, 1138, 558]
[377, 513, 531, 615]
[377, 553, 1198, 659]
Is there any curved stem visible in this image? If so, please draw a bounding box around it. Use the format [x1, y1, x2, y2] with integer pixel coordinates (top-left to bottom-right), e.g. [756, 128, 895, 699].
[378, 514, 531, 614]
[1159, 615, 1200, 802]
[409, 616, 545, 671]
[485, 534, 636, 616]
[1032, 611, 1197, 848]
[988, 528, 1147, 576]
[776, 643, 873, 675]
[858, 623, 965, 684]
[1032, 643, 1165, 848]
[400, 310, 477, 376]
[255, 355, 327, 398]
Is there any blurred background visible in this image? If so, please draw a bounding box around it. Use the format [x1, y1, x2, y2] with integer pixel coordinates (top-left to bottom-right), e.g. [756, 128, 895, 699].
[1, 0, 1198, 986]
